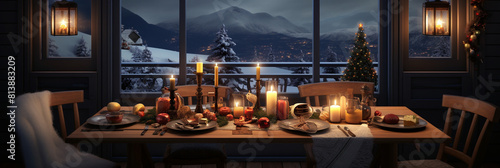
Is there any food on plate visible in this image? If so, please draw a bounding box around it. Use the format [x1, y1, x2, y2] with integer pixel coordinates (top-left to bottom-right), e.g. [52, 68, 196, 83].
[156, 113, 171, 125]
[403, 115, 419, 126]
[203, 109, 211, 118]
[133, 103, 145, 115]
[207, 112, 217, 121]
[374, 110, 382, 116]
[185, 118, 199, 126]
[200, 118, 208, 124]
[107, 102, 121, 112]
[105, 112, 123, 123]
[383, 114, 399, 124]
[319, 112, 329, 121]
[226, 114, 234, 121]
[257, 117, 270, 128]
[219, 107, 231, 116]
[194, 113, 204, 119]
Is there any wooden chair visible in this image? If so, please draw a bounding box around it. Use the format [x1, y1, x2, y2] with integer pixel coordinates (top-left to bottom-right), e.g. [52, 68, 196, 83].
[297, 81, 375, 106]
[176, 85, 232, 105]
[163, 85, 230, 168]
[50, 90, 84, 140]
[398, 95, 500, 168]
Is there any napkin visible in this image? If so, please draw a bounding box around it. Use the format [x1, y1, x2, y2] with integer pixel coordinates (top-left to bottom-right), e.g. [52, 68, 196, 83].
[311, 124, 373, 168]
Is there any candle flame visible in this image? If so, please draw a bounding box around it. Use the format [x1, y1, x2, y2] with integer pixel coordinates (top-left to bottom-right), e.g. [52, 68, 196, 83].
[359, 23, 363, 28]
[171, 75, 174, 78]
[60, 20, 67, 27]
[334, 100, 337, 105]
[215, 63, 218, 66]
[436, 19, 444, 28]
[257, 63, 260, 67]
[270, 85, 273, 92]
[235, 102, 239, 107]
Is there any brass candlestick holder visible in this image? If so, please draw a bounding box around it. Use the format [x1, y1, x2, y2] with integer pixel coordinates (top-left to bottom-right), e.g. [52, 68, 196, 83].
[195, 72, 204, 113]
[168, 88, 177, 111]
[254, 79, 261, 111]
[214, 86, 219, 113]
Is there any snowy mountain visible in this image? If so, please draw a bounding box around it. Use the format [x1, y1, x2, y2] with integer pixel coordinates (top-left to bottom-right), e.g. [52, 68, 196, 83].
[157, 6, 309, 35]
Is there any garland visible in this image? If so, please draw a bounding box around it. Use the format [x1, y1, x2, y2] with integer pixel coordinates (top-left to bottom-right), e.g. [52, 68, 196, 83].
[463, 0, 488, 63]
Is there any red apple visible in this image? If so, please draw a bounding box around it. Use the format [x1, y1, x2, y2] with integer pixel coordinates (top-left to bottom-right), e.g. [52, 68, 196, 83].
[207, 112, 217, 121]
[383, 114, 399, 124]
[257, 117, 270, 128]
[156, 113, 171, 125]
[219, 107, 231, 116]
[106, 112, 123, 123]
[374, 110, 382, 116]
[226, 114, 234, 121]
[138, 111, 145, 117]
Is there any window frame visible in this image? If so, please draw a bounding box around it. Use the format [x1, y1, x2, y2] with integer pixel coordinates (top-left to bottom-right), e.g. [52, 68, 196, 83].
[401, 0, 468, 71]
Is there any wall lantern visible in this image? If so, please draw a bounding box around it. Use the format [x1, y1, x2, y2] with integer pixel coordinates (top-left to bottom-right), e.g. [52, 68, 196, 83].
[422, 0, 450, 36]
[51, 0, 78, 36]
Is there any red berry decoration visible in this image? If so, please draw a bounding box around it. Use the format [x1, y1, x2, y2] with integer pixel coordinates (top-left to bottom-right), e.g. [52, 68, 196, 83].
[257, 117, 270, 128]
[383, 114, 399, 124]
[374, 110, 382, 116]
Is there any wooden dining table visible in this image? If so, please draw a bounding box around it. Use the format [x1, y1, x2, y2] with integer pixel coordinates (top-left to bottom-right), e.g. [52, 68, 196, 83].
[66, 106, 450, 168]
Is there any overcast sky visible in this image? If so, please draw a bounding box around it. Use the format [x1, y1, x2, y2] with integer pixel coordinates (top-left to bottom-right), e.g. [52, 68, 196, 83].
[122, 0, 379, 29]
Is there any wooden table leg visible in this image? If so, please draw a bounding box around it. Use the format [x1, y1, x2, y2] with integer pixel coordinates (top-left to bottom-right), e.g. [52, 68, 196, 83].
[304, 143, 316, 168]
[127, 144, 142, 168]
[378, 143, 398, 168]
[141, 144, 154, 168]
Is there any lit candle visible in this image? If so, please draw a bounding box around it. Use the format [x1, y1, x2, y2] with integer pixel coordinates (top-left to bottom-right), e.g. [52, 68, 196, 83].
[436, 19, 444, 34]
[359, 23, 363, 28]
[234, 102, 244, 118]
[169, 75, 175, 91]
[329, 100, 341, 123]
[340, 96, 346, 120]
[266, 86, 277, 116]
[214, 63, 219, 87]
[196, 62, 203, 73]
[256, 63, 261, 80]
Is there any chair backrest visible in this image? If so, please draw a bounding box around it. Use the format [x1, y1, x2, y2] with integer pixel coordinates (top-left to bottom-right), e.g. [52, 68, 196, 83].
[176, 85, 231, 105]
[438, 95, 500, 168]
[297, 81, 374, 106]
[50, 90, 84, 139]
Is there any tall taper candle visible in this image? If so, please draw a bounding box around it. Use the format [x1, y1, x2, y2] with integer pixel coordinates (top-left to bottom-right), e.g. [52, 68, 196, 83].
[169, 75, 175, 91]
[214, 63, 219, 87]
[256, 63, 260, 80]
[266, 86, 277, 116]
[196, 62, 203, 73]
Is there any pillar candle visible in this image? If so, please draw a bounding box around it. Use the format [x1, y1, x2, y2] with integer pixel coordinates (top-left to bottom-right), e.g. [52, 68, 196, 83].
[214, 63, 219, 87]
[329, 101, 341, 123]
[256, 63, 260, 80]
[340, 96, 346, 120]
[169, 75, 175, 91]
[266, 86, 277, 116]
[277, 99, 289, 120]
[196, 62, 203, 73]
[234, 102, 244, 118]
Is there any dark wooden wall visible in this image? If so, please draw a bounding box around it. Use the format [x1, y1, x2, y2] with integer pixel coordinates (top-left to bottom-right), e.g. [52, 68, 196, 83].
[482, 0, 500, 164]
[0, 0, 22, 163]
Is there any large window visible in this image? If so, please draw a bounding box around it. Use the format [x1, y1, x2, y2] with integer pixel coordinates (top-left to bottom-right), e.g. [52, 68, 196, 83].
[119, 0, 383, 93]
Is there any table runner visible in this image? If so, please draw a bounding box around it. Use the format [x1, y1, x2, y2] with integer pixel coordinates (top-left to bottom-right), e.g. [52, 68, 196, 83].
[311, 124, 373, 168]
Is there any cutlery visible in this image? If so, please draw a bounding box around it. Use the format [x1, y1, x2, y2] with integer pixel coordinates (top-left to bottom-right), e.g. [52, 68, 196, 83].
[337, 125, 350, 137]
[153, 127, 162, 135]
[160, 128, 168, 136]
[344, 126, 356, 137]
[141, 124, 149, 136]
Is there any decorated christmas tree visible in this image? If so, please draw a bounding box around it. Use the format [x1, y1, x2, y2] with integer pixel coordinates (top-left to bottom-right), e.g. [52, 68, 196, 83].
[341, 24, 378, 85]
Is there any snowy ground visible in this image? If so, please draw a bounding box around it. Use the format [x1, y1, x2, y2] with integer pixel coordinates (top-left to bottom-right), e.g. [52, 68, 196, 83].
[49, 31, 91, 58]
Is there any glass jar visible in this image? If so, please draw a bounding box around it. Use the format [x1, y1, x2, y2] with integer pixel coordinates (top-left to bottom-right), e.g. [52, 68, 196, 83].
[345, 97, 362, 124]
[277, 96, 289, 120]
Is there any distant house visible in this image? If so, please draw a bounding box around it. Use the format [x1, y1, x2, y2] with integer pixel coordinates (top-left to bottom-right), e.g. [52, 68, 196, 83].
[121, 28, 143, 46]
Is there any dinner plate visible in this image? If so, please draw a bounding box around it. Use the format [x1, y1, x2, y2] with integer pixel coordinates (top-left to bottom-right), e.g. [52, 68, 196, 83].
[279, 119, 330, 133]
[86, 114, 140, 126]
[166, 119, 217, 131]
[371, 115, 427, 130]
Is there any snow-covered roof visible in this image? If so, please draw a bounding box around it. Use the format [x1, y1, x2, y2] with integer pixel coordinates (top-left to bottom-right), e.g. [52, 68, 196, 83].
[121, 29, 143, 45]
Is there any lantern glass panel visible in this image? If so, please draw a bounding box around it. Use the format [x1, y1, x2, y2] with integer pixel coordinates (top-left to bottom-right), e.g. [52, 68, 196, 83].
[410, 0, 451, 58]
[49, 0, 91, 58]
[435, 7, 449, 35]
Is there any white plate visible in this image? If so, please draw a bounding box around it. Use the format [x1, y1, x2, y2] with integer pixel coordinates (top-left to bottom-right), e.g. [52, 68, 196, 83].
[371, 115, 427, 130]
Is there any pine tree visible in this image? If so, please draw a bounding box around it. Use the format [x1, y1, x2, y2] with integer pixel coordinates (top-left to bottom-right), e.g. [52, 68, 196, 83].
[290, 50, 311, 86]
[75, 36, 91, 57]
[431, 36, 451, 57]
[48, 38, 59, 57]
[323, 46, 341, 74]
[341, 24, 378, 86]
[268, 45, 276, 62]
[206, 24, 247, 91]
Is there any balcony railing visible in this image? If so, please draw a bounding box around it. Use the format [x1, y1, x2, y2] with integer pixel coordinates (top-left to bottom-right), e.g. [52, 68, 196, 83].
[120, 62, 379, 93]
